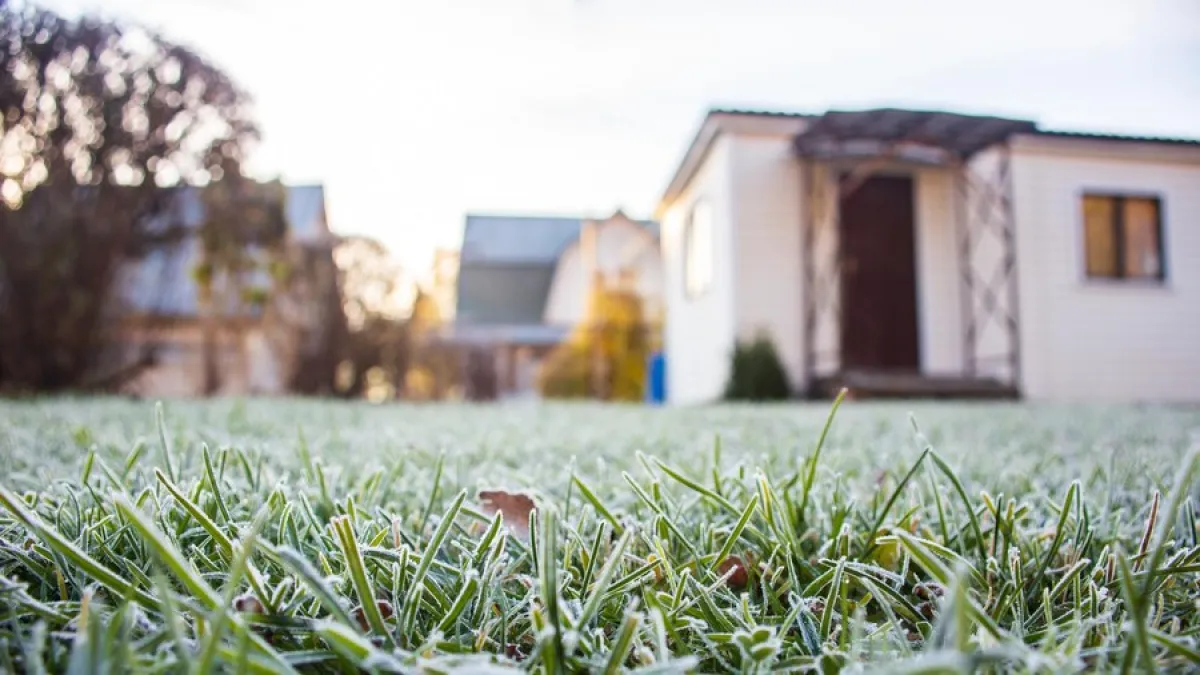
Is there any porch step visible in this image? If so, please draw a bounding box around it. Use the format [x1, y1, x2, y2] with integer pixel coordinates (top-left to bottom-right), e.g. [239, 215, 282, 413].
[811, 371, 1019, 400]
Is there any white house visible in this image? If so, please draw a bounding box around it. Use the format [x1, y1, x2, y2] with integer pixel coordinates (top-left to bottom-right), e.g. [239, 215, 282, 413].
[656, 107, 1200, 404]
[442, 209, 662, 397]
[543, 211, 664, 327]
[119, 184, 341, 397]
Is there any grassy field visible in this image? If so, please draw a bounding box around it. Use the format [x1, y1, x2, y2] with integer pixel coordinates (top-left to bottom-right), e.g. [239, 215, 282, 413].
[1, 397, 1198, 673]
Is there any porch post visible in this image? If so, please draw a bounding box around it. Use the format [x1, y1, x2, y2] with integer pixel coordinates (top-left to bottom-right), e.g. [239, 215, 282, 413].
[800, 157, 817, 393]
[954, 163, 977, 377]
[800, 158, 843, 394]
[954, 143, 1022, 393]
[997, 145, 1022, 391]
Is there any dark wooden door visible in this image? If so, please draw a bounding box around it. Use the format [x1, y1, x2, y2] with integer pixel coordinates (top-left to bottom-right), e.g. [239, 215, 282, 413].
[838, 174, 921, 372]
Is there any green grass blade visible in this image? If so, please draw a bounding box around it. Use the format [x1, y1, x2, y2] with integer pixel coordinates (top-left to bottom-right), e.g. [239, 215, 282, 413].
[710, 495, 758, 578]
[155, 402, 178, 484]
[798, 387, 847, 520]
[332, 515, 393, 645]
[577, 527, 634, 629]
[929, 451, 988, 563]
[0, 485, 158, 609]
[573, 474, 624, 535]
[603, 601, 642, 675]
[274, 546, 357, 628]
[403, 488, 467, 640]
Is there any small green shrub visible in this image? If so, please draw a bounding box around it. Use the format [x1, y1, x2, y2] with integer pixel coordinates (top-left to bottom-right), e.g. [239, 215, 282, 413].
[723, 332, 791, 401]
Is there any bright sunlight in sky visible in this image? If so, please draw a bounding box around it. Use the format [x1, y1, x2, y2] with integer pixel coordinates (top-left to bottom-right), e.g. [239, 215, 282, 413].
[38, 0, 1200, 279]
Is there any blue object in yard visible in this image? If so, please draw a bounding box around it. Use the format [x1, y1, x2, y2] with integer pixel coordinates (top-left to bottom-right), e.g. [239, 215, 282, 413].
[646, 351, 666, 405]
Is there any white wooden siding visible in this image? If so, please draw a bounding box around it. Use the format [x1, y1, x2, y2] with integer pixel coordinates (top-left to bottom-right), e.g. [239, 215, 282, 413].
[1010, 137, 1200, 402]
[662, 136, 738, 404]
[913, 166, 966, 376]
[661, 116, 1200, 404]
[729, 134, 805, 391]
[543, 216, 664, 327]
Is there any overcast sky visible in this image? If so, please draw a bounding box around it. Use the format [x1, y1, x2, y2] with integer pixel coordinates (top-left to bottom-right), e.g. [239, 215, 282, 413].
[40, 0, 1200, 277]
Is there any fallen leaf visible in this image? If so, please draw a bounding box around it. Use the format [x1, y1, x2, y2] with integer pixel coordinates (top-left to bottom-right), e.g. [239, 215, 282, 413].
[718, 555, 749, 589]
[478, 489, 536, 541]
[352, 599, 395, 632]
[233, 593, 265, 615]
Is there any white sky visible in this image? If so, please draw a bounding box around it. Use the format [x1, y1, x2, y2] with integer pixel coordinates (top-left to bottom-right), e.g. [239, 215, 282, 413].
[40, 0, 1200, 278]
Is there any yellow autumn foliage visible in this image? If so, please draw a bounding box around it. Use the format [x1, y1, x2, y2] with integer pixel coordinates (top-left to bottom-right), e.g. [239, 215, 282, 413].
[538, 274, 653, 401]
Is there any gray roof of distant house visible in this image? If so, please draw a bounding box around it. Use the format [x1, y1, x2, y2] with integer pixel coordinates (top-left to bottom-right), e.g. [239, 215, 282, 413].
[455, 264, 557, 326]
[461, 215, 585, 265]
[460, 214, 659, 265]
[455, 213, 658, 328]
[285, 185, 329, 244]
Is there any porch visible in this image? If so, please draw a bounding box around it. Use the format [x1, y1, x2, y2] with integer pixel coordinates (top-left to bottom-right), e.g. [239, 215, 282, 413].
[793, 109, 1033, 399]
[434, 322, 568, 399]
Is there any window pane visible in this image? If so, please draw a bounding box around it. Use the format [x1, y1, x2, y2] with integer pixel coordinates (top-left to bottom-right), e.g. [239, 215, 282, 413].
[685, 200, 714, 297]
[1082, 195, 1116, 277]
[1122, 198, 1162, 278]
[683, 216, 695, 295]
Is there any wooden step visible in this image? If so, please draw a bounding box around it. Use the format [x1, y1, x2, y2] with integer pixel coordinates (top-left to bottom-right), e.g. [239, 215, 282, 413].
[811, 371, 1019, 400]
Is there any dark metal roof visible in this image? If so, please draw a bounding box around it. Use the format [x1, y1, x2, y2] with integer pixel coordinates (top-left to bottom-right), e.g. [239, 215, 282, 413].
[793, 108, 1039, 160]
[1033, 129, 1200, 147]
[792, 108, 1200, 161]
[709, 107, 818, 120]
[454, 263, 557, 326]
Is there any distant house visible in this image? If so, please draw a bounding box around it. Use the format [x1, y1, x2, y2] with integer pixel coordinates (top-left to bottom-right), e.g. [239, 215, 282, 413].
[118, 184, 341, 397]
[656, 107, 1200, 404]
[428, 248, 460, 321]
[440, 209, 662, 398]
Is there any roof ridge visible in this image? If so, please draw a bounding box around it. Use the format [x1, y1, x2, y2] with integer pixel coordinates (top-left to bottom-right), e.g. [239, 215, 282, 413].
[709, 107, 819, 119]
[464, 212, 585, 221]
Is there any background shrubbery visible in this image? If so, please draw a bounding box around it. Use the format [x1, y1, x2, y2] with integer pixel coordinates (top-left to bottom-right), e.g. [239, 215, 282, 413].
[538, 275, 655, 401]
[724, 332, 791, 401]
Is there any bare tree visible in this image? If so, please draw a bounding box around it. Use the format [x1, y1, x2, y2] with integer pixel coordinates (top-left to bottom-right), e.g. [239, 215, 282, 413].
[332, 235, 410, 398]
[193, 173, 287, 394]
[0, 1, 259, 393]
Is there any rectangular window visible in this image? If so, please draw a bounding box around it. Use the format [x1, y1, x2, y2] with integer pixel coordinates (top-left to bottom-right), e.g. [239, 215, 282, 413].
[683, 199, 714, 299]
[1081, 193, 1165, 281]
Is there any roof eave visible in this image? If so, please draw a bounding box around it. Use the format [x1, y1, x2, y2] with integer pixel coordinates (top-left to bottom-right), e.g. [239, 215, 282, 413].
[1016, 130, 1200, 158]
[654, 109, 815, 220]
[655, 111, 723, 220]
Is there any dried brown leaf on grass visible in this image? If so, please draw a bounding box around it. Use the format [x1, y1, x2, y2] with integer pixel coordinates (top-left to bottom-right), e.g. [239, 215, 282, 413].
[477, 489, 537, 540]
[718, 555, 749, 589]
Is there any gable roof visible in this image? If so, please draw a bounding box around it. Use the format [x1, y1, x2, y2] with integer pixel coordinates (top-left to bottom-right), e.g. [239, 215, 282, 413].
[455, 264, 557, 325]
[658, 105, 1200, 216]
[455, 212, 658, 327]
[657, 108, 815, 217]
[792, 108, 1039, 159]
[461, 214, 584, 265]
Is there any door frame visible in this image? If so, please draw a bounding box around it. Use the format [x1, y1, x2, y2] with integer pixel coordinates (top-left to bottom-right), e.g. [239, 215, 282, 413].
[836, 171, 923, 373]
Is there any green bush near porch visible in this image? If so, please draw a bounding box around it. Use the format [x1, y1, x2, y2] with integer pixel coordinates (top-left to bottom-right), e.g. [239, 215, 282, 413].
[724, 332, 792, 401]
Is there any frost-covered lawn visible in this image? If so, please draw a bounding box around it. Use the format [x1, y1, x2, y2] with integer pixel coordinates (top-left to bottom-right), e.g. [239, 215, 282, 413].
[1, 397, 1198, 673]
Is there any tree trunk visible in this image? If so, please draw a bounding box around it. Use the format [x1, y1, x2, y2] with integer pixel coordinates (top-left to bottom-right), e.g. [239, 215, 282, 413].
[230, 267, 250, 393]
[199, 281, 221, 396]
